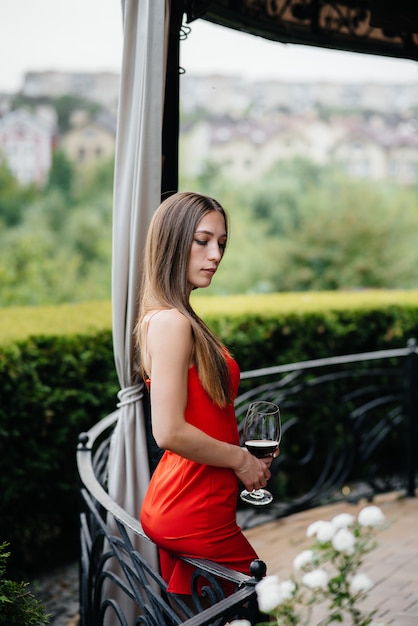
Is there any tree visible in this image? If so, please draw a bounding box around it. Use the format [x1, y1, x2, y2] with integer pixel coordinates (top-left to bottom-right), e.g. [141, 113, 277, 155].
[46, 149, 74, 200]
[0, 157, 114, 306]
[267, 177, 418, 291]
[0, 157, 38, 228]
[183, 157, 418, 293]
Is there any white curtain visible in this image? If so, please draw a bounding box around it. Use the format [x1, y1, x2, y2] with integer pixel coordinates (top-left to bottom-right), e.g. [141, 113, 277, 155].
[105, 0, 170, 619]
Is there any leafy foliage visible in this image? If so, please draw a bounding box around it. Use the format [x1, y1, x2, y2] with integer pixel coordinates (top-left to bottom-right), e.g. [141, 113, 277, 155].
[0, 543, 49, 625]
[1, 153, 418, 305]
[0, 156, 113, 306]
[0, 331, 119, 577]
[252, 163, 418, 291]
[46, 149, 74, 199]
[0, 156, 39, 227]
[182, 157, 418, 294]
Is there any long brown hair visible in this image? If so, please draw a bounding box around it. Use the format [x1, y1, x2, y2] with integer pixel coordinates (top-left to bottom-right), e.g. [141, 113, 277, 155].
[136, 191, 232, 407]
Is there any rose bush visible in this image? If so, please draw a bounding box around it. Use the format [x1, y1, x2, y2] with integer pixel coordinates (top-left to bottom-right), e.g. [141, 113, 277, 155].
[234, 505, 388, 626]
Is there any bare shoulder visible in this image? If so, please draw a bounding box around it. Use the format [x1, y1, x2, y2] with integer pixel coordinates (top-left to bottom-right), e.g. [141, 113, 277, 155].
[146, 309, 193, 369]
[147, 309, 193, 351]
[148, 308, 191, 335]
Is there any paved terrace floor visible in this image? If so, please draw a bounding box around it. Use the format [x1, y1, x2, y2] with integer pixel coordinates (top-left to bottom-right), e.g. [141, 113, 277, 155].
[244, 491, 418, 626]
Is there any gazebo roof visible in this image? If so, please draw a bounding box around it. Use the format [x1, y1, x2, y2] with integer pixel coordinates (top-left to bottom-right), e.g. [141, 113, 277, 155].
[186, 0, 418, 62]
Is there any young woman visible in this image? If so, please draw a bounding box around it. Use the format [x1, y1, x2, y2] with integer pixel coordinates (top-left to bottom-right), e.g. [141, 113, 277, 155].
[137, 191, 275, 596]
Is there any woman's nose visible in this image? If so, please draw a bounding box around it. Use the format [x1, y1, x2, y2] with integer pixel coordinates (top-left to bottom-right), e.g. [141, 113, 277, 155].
[208, 244, 222, 262]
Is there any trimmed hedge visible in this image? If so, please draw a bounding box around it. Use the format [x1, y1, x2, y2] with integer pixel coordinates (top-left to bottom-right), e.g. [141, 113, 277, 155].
[1, 291, 417, 576]
[0, 331, 119, 577]
[0, 300, 112, 345]
[193, 291, 418, 369]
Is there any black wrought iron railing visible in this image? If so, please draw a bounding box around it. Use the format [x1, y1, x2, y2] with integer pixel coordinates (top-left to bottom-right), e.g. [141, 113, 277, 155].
[236, 338, 417, 528]
[77, 413, 266, 626]
[77, 339, 417, 625]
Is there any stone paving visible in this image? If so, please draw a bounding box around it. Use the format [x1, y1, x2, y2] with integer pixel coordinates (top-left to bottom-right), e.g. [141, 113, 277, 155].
[29, 560, 79, 626]
[32, 491, 417, 625]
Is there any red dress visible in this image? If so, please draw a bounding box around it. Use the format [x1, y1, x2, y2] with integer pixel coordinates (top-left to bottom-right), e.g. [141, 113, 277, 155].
[140, 357, 258, 595]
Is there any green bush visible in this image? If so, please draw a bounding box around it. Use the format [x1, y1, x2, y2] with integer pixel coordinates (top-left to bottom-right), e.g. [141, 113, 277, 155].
[0, 291, 417, 576]
[0, 543, 49, 625]
[0, 330, 118, 577]
[193, 290, 418, 369]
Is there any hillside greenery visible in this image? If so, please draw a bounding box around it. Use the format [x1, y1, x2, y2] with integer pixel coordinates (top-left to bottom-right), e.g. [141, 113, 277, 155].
[1, 153, 418, 307]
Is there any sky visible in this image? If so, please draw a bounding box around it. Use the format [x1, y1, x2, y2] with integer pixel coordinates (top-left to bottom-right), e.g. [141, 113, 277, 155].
[1, 0, 418, 93]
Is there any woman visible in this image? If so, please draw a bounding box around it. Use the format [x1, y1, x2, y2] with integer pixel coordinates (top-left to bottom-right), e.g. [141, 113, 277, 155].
[137, 191, 275, 596]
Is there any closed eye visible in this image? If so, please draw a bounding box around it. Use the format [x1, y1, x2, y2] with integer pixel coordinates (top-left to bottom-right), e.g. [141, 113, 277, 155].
[194, 239, 227, 248]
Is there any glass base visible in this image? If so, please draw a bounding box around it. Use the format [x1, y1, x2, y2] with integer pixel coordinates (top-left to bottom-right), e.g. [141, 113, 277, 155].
[240, 488, 273, 506]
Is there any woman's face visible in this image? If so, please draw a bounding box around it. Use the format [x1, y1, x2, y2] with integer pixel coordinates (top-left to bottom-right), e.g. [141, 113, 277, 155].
[187, 210, 227, 292]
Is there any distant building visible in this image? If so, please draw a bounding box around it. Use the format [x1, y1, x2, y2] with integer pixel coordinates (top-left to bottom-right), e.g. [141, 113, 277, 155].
[60, 110, 116, 165]
[22, 71, 120, 113]
[0, 108, 55, 185]
[4, 72, 416, 185]
[332, 122, 418, 184]
[179, 75, 418, 185]
[180, 112, 418, 185]
[181, 73, 418, 116]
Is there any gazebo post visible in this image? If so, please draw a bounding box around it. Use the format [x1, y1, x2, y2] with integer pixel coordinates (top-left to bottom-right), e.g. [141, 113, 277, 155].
[161, 0, 185, 197]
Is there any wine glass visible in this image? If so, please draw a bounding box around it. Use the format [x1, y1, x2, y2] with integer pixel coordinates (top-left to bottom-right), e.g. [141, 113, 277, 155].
[240, 401, 281, 506]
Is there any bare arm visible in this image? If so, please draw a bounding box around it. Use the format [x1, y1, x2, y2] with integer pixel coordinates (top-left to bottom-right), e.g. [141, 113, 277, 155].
[145, 309, 273, 492]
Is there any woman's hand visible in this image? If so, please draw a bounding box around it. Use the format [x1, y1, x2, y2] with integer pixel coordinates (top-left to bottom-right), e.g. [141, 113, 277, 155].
[233, 447, 278, 493]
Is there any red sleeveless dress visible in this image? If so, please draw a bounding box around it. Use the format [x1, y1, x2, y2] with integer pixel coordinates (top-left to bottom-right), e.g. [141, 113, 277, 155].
[140, 357, 258, 595]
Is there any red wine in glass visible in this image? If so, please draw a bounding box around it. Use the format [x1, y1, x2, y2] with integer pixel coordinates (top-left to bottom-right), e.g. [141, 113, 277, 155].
[240, 401, 281, 506]
[245, 440, 279, 458]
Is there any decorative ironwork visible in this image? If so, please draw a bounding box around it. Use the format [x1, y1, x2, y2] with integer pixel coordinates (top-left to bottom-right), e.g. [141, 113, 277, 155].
[236, 339, 417, 528]
[77, 416, 265, 626]
[188, 0, 418, 61]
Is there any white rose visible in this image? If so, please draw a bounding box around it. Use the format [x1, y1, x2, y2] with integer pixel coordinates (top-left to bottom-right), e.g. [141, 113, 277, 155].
[227, 621, 252, 626]
[306, 520, 325, 537]
[332, 528, 356, 553]
[316, 521, 336, 543]
[280, 580, 296, 600]
[255, 575, 282, 612]
[293, 549, 314, 570]
[350, 573, 373, 594]
[358, 505, 385, 527]
[302, 568, 329, 589]
[332, 513, 355, 529]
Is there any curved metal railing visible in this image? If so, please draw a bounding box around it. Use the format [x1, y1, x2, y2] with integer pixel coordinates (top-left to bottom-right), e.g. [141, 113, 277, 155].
[77, 412, 266, 626]
[77, 339, 417, 624]
[235, 339, 417, 528]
